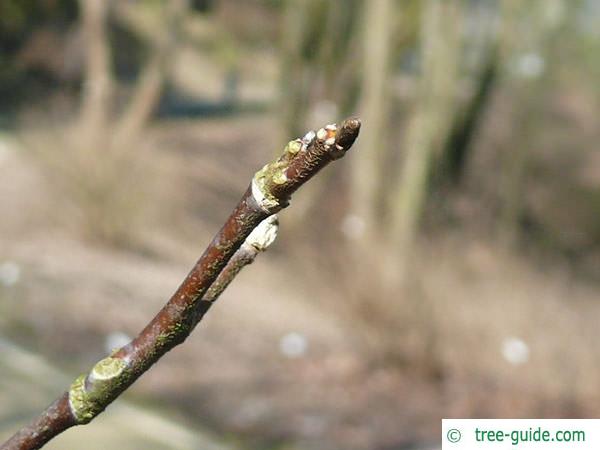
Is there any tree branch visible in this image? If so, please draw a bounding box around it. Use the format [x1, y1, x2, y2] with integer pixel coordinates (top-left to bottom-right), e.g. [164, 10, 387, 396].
[0, 118, 360, 450]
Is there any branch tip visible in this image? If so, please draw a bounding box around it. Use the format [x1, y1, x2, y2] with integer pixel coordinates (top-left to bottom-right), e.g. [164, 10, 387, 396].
[334, 118, 361, 152]
[252, 118, 361, 210]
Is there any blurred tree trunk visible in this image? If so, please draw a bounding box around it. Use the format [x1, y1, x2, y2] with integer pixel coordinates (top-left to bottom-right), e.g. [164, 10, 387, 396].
[498, 112, 532, 244]
[114, 0, 188, 148]
[437, 1, 503, 188]
[387, 0, 462, 263]
[319, 0, 362, 116]
[497, 0, 565, 245]
[279, 0, 360, 142]
[278, 0, 314, 142]
[439, 46, 499, 187]
[496, 0, 526, 245]
[79, 0, 113, 139]
[350, 0, 393, 238]
[275, 0, 324, 233]
[69, 0, 189, 244]
[279, 0, 362, 231]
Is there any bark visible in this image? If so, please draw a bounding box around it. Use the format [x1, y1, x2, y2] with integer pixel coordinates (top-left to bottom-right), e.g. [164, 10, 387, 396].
[0, 119, 360, 450]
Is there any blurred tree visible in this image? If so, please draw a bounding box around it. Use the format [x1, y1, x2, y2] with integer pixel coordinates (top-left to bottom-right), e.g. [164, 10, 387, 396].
[27, 0, 191, 244]
[78, 0, 113, 140]
[433, 0, 502, 189]
[78, 0, 188, 146]
[388, 0, 463, 266]
[277, 0, 362, 229]
[350, 0, 393, 238]
[278, 0, 325, 140]
[438, 48, 499, 186]
[113, 0, 189, 147]
[0, 0, 78, 114]
[496, 0, 566, 245]
[278, 0, 362, 141]
[191, 0, 215, 12]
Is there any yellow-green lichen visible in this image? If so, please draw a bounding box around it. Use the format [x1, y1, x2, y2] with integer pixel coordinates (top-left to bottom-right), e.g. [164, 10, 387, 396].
[284, 140, 302, 156]
[91, 356, 126, 380]
[68, 357, 128, 424]
[271, 170, 288, 185]
[157, 322, 190, 347]
[252, 139, 300, 211]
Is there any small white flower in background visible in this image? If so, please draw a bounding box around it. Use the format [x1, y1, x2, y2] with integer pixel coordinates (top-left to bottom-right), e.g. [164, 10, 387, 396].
[512, 52, 545, 79]
[0, 261, 21, 287]
[502, 337, 530, 365]
[279, 332, 308, 358]
[340, 214, 366, 240]
[104, 332, 132, 354]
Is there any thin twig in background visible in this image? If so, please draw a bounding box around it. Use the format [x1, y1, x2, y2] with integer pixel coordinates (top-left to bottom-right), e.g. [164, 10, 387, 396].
[0, 118, 360, 450]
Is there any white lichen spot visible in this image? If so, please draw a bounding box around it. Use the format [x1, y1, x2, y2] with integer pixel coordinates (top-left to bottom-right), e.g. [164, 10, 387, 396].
[325, 137, 335, 146]
[302, 130, 316, 145]
[245, 215, 279, 252]
[325, 124, 337, 131]
[316, 128, 327, 140]
[251, 177, 280, 213]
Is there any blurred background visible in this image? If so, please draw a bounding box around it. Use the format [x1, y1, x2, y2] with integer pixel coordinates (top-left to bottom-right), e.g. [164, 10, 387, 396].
[1, 0, 600, 449]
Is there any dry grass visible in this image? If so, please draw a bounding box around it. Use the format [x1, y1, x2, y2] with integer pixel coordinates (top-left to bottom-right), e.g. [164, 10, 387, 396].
[19, 115, 174, 248]
[306, 228, 600, 415]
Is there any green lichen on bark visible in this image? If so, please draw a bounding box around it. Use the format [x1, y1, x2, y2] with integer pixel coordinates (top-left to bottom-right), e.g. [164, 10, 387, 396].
[68, 357, 128, 424]
[92, 356, 126, 379]
[252, 139, 302, 210]
[156, 321, 191, 347]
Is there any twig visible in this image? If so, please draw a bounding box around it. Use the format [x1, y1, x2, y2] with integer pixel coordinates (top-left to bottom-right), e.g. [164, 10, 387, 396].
[1, 118, 360, 450]
[203, 215, 279, 304]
